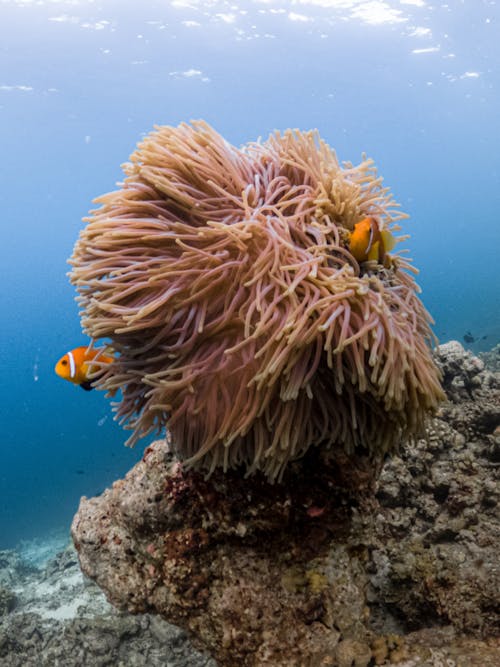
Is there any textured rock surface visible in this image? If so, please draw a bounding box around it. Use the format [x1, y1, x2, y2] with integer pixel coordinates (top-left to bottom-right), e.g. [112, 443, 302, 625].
[72, 448, 379, 666]
[71, 341, 500, 666]
[368, 341, 500, 641]
[480, 343, 500, 373]
[0, 542, 214, 667]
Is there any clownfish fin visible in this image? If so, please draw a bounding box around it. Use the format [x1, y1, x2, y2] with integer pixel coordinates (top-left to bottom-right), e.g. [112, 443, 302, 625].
[380, 229, 396, 253]
[80, 380, 94, 391]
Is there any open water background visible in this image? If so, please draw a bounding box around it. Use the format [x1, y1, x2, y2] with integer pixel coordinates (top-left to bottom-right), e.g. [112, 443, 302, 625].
[1, 0, 498, 547]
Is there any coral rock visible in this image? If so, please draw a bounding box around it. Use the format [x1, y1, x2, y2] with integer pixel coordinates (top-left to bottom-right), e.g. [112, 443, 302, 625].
[72, 343, 500, 666]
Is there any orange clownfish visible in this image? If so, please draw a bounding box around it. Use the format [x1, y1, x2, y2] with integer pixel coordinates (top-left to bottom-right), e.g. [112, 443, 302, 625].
[55, 346, 114, 391]
[348, 216, 396, 265]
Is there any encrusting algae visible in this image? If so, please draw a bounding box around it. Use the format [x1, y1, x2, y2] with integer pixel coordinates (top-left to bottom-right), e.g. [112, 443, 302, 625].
[69, 121, 444, 480]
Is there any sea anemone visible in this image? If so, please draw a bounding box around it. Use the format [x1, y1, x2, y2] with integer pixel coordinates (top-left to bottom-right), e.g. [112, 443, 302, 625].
[70, 121, 444, 480]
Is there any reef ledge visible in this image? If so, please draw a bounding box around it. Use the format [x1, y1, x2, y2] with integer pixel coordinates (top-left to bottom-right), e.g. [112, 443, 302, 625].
[72, 341, 500, 666]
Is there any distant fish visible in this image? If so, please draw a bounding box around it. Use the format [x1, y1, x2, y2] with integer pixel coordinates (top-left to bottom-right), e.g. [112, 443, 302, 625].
[349, 216, 396, 265]
[55, 346, 113, 391]
[463, 331, 488, 344]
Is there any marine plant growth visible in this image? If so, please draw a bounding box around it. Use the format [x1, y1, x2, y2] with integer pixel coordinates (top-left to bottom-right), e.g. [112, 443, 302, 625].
[70, 121, 444, 480]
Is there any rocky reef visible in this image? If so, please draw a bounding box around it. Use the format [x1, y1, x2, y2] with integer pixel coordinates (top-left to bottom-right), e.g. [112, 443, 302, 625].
[68, 341, 500, 666]
[480, 342, 500, 374]
[0, 539, 214, 667]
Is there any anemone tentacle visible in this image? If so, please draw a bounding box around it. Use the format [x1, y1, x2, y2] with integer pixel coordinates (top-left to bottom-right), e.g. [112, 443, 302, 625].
[70, 121, 444, 480]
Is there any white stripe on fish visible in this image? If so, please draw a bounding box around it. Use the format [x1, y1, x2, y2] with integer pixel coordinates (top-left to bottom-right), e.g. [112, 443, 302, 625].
[68, 351, 76, 379]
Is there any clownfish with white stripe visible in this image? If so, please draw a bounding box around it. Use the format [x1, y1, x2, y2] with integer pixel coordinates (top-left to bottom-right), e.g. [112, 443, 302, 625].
[55, 346, 114, 391]
[348, 216, 396, 265]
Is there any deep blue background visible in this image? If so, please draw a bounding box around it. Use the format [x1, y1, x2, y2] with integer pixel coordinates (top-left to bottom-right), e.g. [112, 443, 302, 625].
[1, 0, 499, 547]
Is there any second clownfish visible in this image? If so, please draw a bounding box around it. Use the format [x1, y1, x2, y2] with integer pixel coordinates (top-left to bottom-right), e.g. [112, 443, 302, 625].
[348, 217, 396, 265]
[55, 346, 114, 391]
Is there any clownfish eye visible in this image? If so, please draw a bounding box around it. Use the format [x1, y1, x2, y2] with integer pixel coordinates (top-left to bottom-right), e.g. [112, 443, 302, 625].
[61, 359, 68, 365]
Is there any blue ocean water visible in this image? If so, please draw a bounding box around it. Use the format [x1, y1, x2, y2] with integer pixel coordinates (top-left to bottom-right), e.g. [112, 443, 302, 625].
[1, 0, 498, 548]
